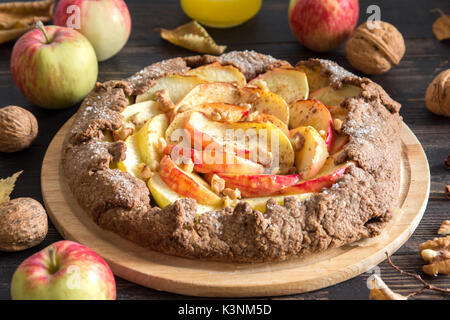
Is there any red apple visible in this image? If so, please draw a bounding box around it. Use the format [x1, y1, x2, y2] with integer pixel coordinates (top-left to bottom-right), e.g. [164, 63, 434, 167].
[288, 0, 359, 52]
[10, 23, 98, 109]
[54, 0, 131, 61]
[10, 240, 116, 300]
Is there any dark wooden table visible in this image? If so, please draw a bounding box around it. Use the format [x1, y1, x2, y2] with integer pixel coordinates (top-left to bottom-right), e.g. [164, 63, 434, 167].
[0, 0, 449, 300]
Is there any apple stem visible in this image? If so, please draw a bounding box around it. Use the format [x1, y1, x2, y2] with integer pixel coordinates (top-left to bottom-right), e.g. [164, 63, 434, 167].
[48, 247, 58, 274]
[430, 8, 447, 18]
[36, 21, 50, 44]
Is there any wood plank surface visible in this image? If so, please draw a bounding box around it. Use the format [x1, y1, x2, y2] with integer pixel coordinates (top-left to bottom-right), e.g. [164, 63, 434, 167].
[0, 0, 449, 299]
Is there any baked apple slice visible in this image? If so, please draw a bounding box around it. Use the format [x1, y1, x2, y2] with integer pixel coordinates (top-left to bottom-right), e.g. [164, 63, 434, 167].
[329, 133, 349, 155]
[309, 85, 362, 107]
[175, 82, 290, 124]
[242, 193, 312, 213]
[121, 100, 162, 128]
[165, 144, 265, 175]
[211, 173, 301, 198]
[248, 113, 289, 136]
[116, 133, 142, 177]
[186, 62, 247, 86]
[148, 173, 215, 213]
[289, 99, 333, 149]
[136, 74, 206, 103]
[159, 155, 222, 206]
[248, 67, 309, 104]
[290, 126, 329, 180]
[295, 64, 330, 92]
[280, 160, 354, 195]
[184, 112, 294, 169]
[135, 113, 169, 168]
[171, 102, 249, 123]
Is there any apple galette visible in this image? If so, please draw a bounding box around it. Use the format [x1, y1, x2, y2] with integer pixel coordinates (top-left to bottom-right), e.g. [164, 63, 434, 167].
[62, 51, 402, 262]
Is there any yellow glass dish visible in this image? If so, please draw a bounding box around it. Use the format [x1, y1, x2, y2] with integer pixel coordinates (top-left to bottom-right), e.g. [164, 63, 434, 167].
[180, 0, 262, 28]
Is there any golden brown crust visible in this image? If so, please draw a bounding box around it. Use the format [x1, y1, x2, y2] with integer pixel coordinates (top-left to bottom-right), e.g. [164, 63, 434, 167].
[61, 51, 402, 262]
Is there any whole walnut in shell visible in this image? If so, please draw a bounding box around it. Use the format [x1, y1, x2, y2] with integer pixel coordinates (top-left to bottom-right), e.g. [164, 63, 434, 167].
[0, 198, 48, 252]
[425, 69, 450, 117]
[346, 22, 405, 75]
[0, 106, 38, 153]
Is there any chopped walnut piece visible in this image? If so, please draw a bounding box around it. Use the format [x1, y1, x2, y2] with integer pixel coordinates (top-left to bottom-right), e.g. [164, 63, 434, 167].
[180, 158, 194, 173]
[155, 89, 175, 112]
[333, 118, 343, 132]
[113, 126, 134, 141]
[211, 174, 225, 194]
[250, 78, 269, 91]
[239, 103, 252, 111]
[210, 109, 222, 121]
[137, 163, 153, 181]
[368, 275, 407, 300]
[446, 185, 450, 200]
[291, 132, 305, 152]
[222, 188, 241, 200]
[149, 160, 160, 172]
[419, 236, 450, 276]
[438, 220, 450, 235]
[130, 112, 147, 127]
[246, 111, 259, 121]
[445, 155, 450, 170]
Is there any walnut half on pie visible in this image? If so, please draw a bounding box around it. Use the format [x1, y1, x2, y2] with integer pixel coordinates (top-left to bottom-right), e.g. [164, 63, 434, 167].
[62, 51, 402, 262]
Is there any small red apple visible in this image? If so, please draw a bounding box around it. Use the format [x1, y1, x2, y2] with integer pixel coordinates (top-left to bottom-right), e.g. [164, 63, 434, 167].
[10, 240, 116, 300]
[288, 0, 359, 52]
[54, 0, 131, 61]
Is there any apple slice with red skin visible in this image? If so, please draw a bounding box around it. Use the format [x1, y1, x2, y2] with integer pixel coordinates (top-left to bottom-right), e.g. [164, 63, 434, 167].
[329, 133, 349, 155]
[208, 173, 301, 198]
[159, 155, 222, 206]
[309, 85, 362, 107]
[290, 126, 329, 180]
[280, 160, 354, 195]
[289, 99, 333, 150]
[164, 144, 264, 175]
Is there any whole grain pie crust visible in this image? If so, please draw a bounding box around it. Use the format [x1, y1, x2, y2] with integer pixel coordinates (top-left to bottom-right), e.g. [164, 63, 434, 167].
[61, 51, 402, 263]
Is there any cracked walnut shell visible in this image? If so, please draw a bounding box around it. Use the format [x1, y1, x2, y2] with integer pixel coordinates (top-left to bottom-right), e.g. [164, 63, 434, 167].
[425, 69, 450, 117]
[346, 22, 405, 75]
[0, 106, 38, 153]
[419, 236, 450, 276]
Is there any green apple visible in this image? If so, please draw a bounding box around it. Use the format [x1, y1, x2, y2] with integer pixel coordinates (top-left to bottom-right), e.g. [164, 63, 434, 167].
[10, 23, 98, 109]
[11, 240, 116, 300]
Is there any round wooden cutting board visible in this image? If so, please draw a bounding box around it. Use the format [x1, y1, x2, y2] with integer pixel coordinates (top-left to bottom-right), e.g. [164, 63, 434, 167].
[41, 118, 429, 297]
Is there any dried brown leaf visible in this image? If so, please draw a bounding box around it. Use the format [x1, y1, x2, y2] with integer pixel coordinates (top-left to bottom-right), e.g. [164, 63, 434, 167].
[0, 0, 55, 44]
[431, 9, 450, 41]
[0, 171, 22, 204]
[368, 274, 408, 300]
[159, 21, 227, 55]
